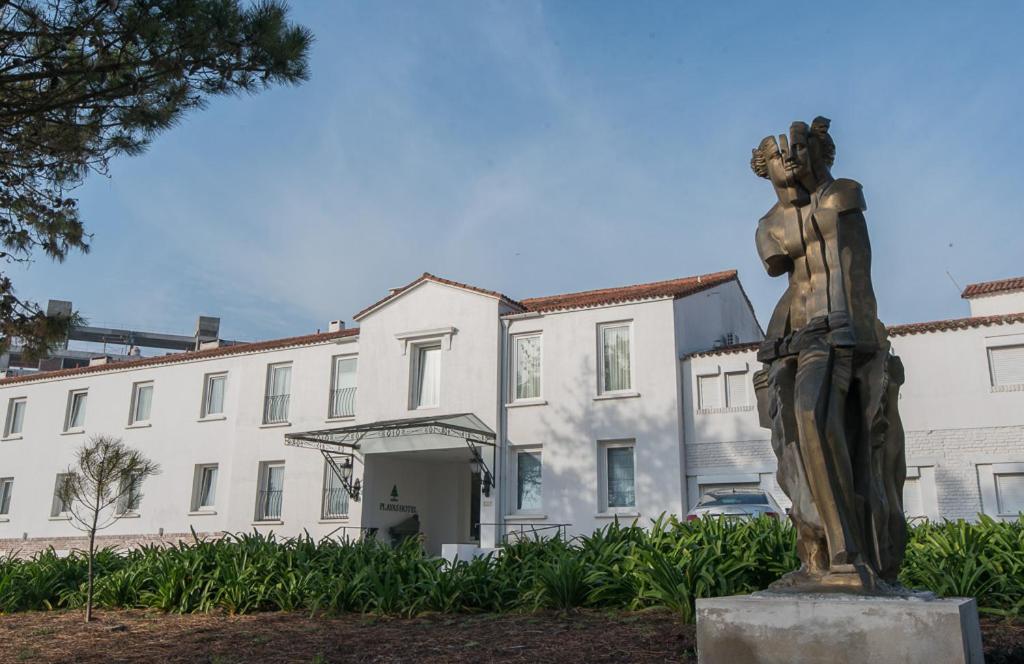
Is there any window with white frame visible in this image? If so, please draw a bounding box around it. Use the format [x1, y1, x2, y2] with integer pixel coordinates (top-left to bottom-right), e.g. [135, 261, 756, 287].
[725, 371, 749, 407]
[411, 343, 441, 409]
[129, 381, 154, 424]
[515, 449, 543, 513]
[51, 473, 73, 517]
[513, 334, 542, 401]
[256, 462, 285, 520]
[0, 478, 12, 515]
[202, 373, 227, 417]
[598, 323, 632, 394]
[995, 473, 1024, 516]
[697, 374, 721, 410]
[599, 440, 636, 512]
[263, 363, 292, 424]
[321, 462, 349, 519]
[902, 469, 925, 520]
[330, 356, 358, 418]
[191, 464, 219, 511]
[117, 472, 142, 515]
[4, 397, 26, 437]
[988, 344, 1024, 389]
[64, 390, 88, 431]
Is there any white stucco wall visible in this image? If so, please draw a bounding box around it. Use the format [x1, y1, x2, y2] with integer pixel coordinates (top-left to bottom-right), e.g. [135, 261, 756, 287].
[504, 298, 684, 537]
[966, 291, 1024, 317]
[673, 280, 763, 356]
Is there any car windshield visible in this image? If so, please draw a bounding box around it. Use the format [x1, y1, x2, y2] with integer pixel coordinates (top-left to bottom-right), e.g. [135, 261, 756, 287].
[699, 493, 768, 506]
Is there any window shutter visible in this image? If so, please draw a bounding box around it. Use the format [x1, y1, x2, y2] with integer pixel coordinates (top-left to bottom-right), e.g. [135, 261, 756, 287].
[698, 375, 721, 410]
[725, 372, 748, 407]
[996, 473, 1024, 515]
[990, 345, 1024, 386]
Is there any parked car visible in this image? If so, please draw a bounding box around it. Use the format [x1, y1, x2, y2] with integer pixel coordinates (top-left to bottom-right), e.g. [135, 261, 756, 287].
[686, 488, 784, 521]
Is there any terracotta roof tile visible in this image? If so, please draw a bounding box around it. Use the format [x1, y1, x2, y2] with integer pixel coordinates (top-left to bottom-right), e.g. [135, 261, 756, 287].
[0, 328, 359, 386]
[354, 273, 523, 320]
[961, 277, 1024, 299]
[886, 311, 1024, 336]
[518, 270, 738, 314]
[687, 341, 761, 359]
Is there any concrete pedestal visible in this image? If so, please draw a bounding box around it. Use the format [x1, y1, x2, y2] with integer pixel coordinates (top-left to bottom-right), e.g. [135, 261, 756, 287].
[696, 593, 983, 664]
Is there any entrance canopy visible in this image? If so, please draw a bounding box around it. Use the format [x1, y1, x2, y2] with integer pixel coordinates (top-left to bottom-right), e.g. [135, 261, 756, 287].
[284, 413, 496, 454]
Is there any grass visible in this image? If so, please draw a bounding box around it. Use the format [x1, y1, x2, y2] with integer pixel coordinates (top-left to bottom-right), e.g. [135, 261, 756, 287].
[0, 515, 1020, 621]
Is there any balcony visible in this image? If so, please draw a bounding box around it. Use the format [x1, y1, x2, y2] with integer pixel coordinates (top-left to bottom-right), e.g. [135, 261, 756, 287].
[263, 394, 290, 424]
[329, 387, 357, 419]
[256, 489, 283, 520]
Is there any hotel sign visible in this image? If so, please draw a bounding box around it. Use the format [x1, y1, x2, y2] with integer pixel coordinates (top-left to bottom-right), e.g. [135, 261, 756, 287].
[379, 484, 417, 514]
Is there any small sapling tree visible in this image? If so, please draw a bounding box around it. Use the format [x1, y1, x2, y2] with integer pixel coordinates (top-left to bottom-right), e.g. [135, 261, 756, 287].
[57, 435, 160, 622]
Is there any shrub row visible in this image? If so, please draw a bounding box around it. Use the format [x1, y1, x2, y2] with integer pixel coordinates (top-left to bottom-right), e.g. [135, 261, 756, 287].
[1, 515, 1020, 621]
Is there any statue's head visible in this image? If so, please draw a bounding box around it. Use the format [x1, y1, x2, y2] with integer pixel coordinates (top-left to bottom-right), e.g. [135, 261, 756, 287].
[751, 116, 835, 206]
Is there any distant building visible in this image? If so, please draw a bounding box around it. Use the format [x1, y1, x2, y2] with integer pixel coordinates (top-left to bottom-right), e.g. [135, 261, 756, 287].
[0, 299, 229, 377]
[0, 271, 1020, 558]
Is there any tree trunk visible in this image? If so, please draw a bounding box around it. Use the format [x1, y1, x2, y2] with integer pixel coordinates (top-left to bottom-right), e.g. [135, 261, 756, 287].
[86, 524, 96, 623]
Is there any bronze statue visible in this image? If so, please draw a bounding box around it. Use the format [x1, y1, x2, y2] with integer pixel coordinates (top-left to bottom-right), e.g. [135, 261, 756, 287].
[751, 117, 908, 593]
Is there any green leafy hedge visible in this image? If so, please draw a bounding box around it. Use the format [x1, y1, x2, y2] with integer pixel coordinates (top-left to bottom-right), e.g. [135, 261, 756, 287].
[1, 515, 1020, 620]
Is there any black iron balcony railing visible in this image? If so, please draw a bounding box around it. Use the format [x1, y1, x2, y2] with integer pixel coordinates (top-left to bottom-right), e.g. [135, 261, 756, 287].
[263, 394, 290, 424]
[321, 487, 350, 519]
[329, 387, 357, 419]
[256, 489, 283, 520]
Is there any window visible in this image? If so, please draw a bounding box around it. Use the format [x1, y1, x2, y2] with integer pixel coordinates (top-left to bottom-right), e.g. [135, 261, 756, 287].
[697, 482, 760, 497]
[4, 398, 26, 437]
[64, 390, 88, 431]
[329, 356, 357, 418]
[256, 462, 285, 520]
[321, 463, 349, 519]
[697, 374, 721, 410]
[412, 344, 441, 409]
[903, 475, 924, 520]
[515, 449, 543, 512]
[264, 364, 292, 424]
[599, 441, 636, 512]
[50, 473, 73, 517]
[191, 464, 219, 511]
[129, 381, 154, 424]
[598, 323, 632, 393]
[513, 335, 542, 401]
[117, 473, 142, 515]
[725, 371, 749, 407]
[989, 345, 1024, 389]
[0, 478, 12, 515]
[995, 473, 1024, 516]
[202, 373, 227, 417]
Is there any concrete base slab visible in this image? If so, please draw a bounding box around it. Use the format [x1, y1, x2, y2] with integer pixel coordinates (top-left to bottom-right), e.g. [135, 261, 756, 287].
[696, 592, 983, 664]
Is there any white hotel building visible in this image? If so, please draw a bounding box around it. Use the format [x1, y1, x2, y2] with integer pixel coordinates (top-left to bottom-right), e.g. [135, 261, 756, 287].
[0, 271, 1021, 557]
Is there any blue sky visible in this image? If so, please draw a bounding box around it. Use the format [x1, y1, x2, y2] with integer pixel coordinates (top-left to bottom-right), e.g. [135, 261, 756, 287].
[12, 1, 1024, 342]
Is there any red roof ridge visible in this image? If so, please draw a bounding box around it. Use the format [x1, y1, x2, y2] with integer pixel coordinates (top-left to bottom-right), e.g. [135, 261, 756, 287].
[961, 276, 1024, 299]
[887, 311, 1024, 336]
[354, 273, 523, 320]
[686, 341, 761, 359]
[518, 270, 738, 314]
[0, 328, 359, 386]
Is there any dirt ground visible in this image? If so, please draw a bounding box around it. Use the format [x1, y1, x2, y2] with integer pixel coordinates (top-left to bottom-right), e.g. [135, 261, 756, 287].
[0, 609, 1020, 663]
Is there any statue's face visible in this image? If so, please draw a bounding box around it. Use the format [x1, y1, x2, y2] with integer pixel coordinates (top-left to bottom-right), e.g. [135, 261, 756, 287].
[762, 138, 808, 206]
